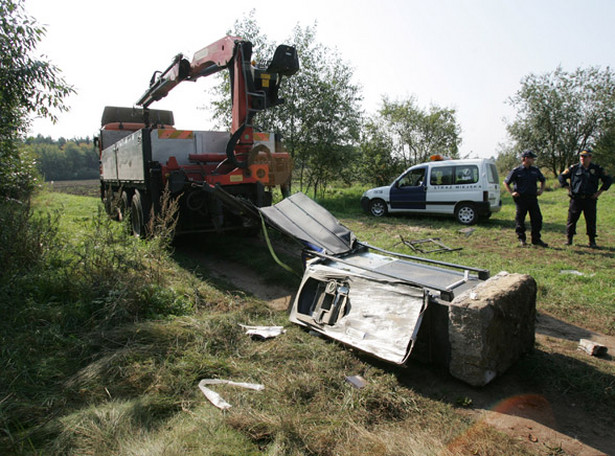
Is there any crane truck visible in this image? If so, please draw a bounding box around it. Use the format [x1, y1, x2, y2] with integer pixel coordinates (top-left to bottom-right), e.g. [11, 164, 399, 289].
[96, 36, 299, 236]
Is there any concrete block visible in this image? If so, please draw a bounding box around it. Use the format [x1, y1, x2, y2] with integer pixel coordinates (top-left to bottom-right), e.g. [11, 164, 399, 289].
[447, 271, 536, 386]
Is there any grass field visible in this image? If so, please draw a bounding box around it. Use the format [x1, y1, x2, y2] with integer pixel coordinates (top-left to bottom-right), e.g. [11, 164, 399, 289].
[1, 180, 614, 455]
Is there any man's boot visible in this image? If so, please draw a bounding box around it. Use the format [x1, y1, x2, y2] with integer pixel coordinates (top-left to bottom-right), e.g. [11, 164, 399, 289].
[588, 237, 598, 248]
[564, 236, 573, 246]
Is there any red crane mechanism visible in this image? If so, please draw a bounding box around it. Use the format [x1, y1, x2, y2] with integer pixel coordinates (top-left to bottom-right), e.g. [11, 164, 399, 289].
[97, 36, 299, 236]
[136, 36, 299, 184]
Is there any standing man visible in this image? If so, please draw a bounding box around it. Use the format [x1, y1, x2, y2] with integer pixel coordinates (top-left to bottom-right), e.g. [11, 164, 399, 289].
[558, 149, 612, 248]
[504, 150, 548, 247]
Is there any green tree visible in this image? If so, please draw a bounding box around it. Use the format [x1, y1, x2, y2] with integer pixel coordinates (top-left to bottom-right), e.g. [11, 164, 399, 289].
[23, 138, 98, 180]
[377, 97, 461, 168]
[356, 116, 402, 186]
[212, 13, 363, 198]
[506, 66, 615, 177]
[593, 122, 615, 175]
[0, 0, 74, 199]
[494, 143, 521, 178]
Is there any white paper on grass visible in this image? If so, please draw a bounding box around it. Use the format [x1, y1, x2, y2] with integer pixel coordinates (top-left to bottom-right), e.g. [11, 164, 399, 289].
[239, 324, 286, 339]
[198, 379, 265, 410]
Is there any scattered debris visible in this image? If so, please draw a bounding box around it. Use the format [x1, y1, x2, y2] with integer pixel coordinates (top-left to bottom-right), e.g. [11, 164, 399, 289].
[398, 235, 462, 253]
[458, 227, 476, 237]
[559, 269, 595, 277]
[578, 339, 608, 357]
[345, 375, 367, 389]
[239, 324, 286, 340]
[198, 379, 264, 410]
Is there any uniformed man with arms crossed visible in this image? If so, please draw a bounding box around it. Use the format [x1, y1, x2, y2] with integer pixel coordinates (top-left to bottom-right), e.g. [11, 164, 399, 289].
[558, 149, 612, 248]
[504, 150, 548, 247]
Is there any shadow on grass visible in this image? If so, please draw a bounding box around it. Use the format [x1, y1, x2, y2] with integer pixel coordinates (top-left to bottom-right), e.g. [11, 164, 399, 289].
[536, 312, 598, 342]
[171, 231, 303, 292]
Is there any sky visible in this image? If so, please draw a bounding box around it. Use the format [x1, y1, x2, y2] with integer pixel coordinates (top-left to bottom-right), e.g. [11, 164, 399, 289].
[24, 0, 615, 159]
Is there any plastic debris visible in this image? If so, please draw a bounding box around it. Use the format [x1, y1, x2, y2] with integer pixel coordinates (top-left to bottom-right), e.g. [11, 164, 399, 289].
[345, 375, 367, 389]
[398, 235, 462, 253]
[239, 324, 286, 340]
[578, 339, 608, 357]
[458, 227, 476, 237]
[559, 270, 595, 277]
[198, 379, 264, 410]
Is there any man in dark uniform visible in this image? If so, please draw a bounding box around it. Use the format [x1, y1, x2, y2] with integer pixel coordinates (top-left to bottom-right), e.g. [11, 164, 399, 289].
[504, 150, 548, 247]
[558, 149, 612, 248]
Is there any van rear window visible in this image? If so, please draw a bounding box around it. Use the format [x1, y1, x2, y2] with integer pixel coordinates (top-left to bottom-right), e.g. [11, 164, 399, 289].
[455, 165, 478, 184]
[487, 163, 499, 184]
[430, 165, 479, 185]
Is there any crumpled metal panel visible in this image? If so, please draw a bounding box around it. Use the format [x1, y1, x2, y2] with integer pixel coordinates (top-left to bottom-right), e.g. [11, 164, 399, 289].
[259, 192, 356, 255]
[289, 260, 428, 364]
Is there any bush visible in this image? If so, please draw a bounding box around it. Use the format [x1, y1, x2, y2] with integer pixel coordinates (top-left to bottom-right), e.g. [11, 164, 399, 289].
[0, 197, 59, 284]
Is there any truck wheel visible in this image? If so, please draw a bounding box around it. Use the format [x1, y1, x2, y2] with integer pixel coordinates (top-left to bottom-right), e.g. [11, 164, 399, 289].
[130, 190, 150, 238]
[103, 187, 115, 218]
[455, 203, 477, 225]
[369, 199, 387, 217]
[118, 191, 130, 222]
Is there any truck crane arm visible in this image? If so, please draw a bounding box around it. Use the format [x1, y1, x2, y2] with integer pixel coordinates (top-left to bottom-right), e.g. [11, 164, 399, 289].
[136, 36, 241, 109]
[136, 35, 298, 169]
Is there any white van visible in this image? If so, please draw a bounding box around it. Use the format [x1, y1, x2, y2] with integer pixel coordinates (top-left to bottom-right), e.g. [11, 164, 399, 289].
[360, 157, 501, 224]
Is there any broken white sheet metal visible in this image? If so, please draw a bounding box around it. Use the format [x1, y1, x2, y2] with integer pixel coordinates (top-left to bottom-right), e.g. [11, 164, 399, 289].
[578, 339, 608, 357]
[289, 259, 428, 364]
[239, 324, 286, 340]
[345, 375, 367, 389]
[198, 379, 264, 410]
[559, 269, 596, 277]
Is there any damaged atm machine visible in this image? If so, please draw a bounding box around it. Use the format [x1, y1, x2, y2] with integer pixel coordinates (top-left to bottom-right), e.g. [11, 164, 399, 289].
[260, 193, 536, 387]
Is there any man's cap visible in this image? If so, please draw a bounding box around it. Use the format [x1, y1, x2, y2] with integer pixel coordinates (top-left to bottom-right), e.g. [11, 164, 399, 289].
[521, 150, 537, 158]
[580, 149, 593, 156]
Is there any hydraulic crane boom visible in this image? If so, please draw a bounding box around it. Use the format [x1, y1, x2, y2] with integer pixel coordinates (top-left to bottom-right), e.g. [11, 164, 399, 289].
[136, 36, 299, 168]
[136, 36, 240, 108]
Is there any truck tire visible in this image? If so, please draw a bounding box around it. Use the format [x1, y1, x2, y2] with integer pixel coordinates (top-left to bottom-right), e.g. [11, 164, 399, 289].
[118, 191, 130, 222]
[103, 186, 115, 218]
[455, 203, 477, 225]
[369, 199, 388, 217]
[130, 190, 150, 238]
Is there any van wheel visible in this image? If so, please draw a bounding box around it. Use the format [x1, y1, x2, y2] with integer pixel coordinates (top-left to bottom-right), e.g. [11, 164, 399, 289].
[369, 199, 387, 217]
[455, 203, 477, 225]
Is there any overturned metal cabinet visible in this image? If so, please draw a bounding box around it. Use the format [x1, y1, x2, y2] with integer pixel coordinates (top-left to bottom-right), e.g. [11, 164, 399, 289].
[290, 258, 429, 364]
[259, 193, 537, 387]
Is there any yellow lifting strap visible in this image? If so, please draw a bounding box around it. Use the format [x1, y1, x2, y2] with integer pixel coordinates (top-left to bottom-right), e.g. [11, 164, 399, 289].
[259, 211, 301, 278]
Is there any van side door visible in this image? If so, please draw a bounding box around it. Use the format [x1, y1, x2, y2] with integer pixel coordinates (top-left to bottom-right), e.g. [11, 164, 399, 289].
[390, 167, 427, 210]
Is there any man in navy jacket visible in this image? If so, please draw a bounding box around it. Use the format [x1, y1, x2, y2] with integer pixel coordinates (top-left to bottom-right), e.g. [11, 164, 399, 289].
[558, 149, 612, 248]
[504, 150, 548, 247]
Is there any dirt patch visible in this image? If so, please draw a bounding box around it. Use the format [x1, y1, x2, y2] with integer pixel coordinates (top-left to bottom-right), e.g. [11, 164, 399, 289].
[47, 179, 100, 197]
[195, 254, 294, 312]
